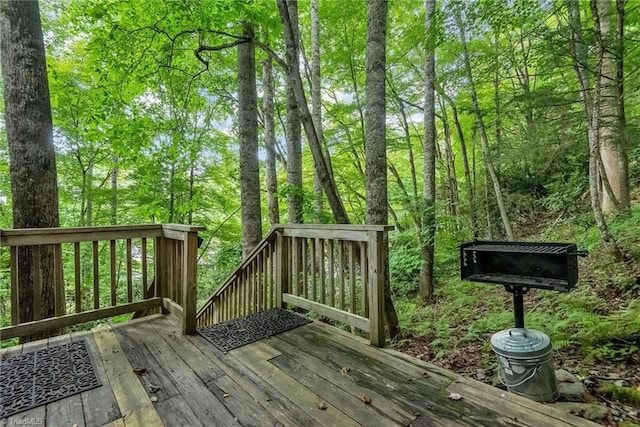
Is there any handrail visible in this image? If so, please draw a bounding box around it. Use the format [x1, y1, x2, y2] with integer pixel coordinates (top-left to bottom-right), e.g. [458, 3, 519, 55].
[0, 223, 204, 341]
[196, 224, 392, 347]
[195, 227, 278, 323]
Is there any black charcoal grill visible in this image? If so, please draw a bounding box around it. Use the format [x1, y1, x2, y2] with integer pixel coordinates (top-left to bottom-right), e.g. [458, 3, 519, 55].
[460, 241, 587, 328]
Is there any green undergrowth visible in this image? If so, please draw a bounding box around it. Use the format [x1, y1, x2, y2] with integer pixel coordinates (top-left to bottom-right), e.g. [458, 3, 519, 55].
[391, 206, 640, 365]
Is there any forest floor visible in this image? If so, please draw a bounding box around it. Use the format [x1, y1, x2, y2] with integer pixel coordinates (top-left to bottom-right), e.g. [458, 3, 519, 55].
[395, 296, 640, 426]
[393, 210, 640, 426]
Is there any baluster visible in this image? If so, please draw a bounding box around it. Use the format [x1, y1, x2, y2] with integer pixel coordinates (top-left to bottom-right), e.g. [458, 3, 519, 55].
[329, 239, 335, 308]
[10, 246, 17, 324]
[349, 241, 356, 314]
[339, 240, 345, 310]
[110, 240, 117, 306]
[92, 241, 99, 310]
[74, 242, 81, 313]
[126, 239, 133, 303]
[141, 237, 148, 298]
[54, 243, 64, 317]
[362, 241, 369, 317]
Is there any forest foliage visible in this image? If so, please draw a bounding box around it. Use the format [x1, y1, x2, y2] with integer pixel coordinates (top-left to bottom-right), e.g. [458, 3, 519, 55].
[0, 0, 639, 360]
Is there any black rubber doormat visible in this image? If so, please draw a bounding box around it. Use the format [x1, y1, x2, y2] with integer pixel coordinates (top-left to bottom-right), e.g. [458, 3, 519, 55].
[197, 308, 312, 352]
[0, 340, 101, 418]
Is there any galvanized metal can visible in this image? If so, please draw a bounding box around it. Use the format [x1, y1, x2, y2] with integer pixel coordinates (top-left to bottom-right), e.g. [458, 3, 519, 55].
[491, 328, 559, 402]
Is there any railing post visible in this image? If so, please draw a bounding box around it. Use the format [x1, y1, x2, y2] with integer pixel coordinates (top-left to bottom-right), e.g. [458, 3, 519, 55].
[368, 230, 386, 347]
[10, 246, 18, 325]
[275, 230, 287, 309]
[182, 231, 199, 335]
[154, 236, 165, 304]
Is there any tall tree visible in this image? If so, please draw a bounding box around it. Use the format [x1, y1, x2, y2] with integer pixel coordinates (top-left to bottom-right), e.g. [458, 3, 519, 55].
[454, 6, 514, 240]
[567, 0, 624, 260]
[237, 21, 262, 256]
[0, 0, 61, 336]
[277, 0, 350, 224]
[262, 57, 281, 226]
[310, 0, 325, 221]
[365, 0, 399, 340]
[592, 0, 630, 213]
[284, 0, 303, 224]
[420, 0, 437, 302]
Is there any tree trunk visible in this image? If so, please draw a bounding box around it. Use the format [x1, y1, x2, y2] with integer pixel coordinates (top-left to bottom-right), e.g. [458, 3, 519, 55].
[615, 0, 629, 212]
[567, 0, 625, 260]
[455, 9, 514, 240]
[277, 0, 350, 224]
[262, 58, 281, 226]
[592, 0, 630, 213]
[438, 96, 460, 223]
[439, 89, 478, 238]
[420, 0, 437, 303]
[169, 160, 175, 223]
[188, 163, 194, 225]
[111, 154, 118, 225]
[365, 0, 399, 341]
[310, 0, 324, 222]
[284, 1, 303, 224]
[86, 165, 93, 226]
[238, 21, 262, 257]
[0, 0, 61, 340]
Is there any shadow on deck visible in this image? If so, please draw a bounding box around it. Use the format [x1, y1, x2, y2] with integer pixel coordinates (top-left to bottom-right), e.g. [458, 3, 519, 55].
[0, 313, 596, 427]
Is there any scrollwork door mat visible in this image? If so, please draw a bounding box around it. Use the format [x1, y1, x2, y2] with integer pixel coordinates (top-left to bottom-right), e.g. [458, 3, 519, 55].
[0, 340, 101, 419]
[197, 308, 312, 352]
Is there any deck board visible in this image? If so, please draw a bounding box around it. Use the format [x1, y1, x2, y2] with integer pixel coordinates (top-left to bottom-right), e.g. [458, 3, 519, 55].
[233, 341, 360, 426]
[168, 319, 323, 427]
[268, 334, 417, 426]
[71, 330, 122, 427]
[0, 313, 599, 427]
[116, 319, 240, 426]
[45, 334, 87, 427]
[92, 325, 163, 427]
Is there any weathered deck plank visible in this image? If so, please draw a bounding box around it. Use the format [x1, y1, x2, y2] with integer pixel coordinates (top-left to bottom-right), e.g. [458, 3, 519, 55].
[158, 317, 322, 427]
[273, 326, 516, 427]
[1, 313, 599, 427]
[116, 319, 240, 426]
[45, 334, 86, 427]
[232, 341, 360, 426]
[71, 330, 121, 427]
[268, 334, 417, 426]
[92, 325, 163, 427]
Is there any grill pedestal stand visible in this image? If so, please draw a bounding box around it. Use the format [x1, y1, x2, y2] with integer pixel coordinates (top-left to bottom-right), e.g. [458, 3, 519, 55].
[504, 285, 528, 328]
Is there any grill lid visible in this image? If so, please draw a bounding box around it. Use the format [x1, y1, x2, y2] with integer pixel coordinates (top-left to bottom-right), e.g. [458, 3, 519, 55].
[491, 328, 552, 358]
[467, 243, 569, 254]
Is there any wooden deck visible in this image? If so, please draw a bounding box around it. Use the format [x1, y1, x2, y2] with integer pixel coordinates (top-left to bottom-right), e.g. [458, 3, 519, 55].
[0, 314, 596, 427]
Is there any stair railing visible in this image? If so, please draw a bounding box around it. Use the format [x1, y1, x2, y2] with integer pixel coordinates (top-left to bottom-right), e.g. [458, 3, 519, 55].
[196, 224, 392, 347]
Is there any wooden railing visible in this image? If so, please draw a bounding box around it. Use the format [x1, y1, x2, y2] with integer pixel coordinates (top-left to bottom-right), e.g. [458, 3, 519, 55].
[197, 224, 392, 347]
[0, 224, 204, 340]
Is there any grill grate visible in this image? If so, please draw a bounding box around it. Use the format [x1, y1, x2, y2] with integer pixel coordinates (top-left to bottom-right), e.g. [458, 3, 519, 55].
[460, 240, 581, 293]
[467, 244, 567, 254]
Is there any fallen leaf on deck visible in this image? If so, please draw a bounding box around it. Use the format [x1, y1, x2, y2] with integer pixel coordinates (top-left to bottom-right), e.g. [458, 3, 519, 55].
[223, 392, 230, 398]
[150, 396, 158, 402]
[133, 368, 148, 376]
[360, 394, 371, 404]
[318, 401, 328, 410]
[340, 367, 351, 375]
[448, 393, 463, 401]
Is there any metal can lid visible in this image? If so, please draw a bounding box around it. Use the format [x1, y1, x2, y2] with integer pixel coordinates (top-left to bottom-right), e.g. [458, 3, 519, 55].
[490, 328, 552, 358]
